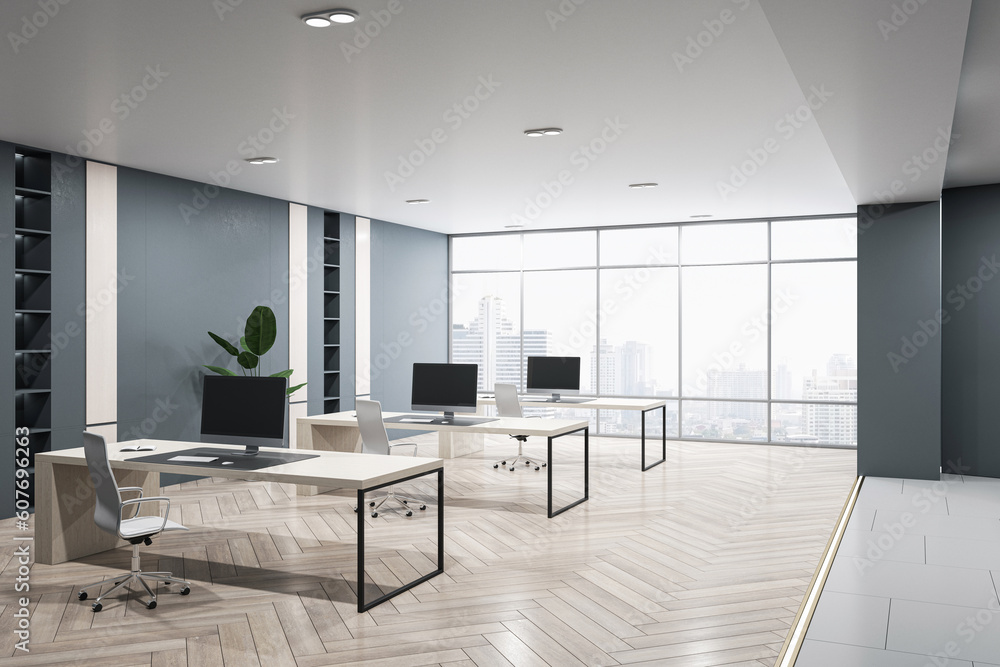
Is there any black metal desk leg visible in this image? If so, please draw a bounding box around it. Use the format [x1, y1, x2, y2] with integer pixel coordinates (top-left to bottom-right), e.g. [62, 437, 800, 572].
[357, 466, 446, 612]
[641, 406, 667, 471]
[547, 426, 590, 518]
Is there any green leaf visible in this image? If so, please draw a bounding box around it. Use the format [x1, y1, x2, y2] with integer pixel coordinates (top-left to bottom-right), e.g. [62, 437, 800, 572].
[208, 332, 239, 357]
[286, 382, 307, 396]
[244, 306, 276, 356]
[204, 365, 237, 376]
[269, 369, 294, 378]
[237, 351, 259, 370]
[240, 336, 250, 353]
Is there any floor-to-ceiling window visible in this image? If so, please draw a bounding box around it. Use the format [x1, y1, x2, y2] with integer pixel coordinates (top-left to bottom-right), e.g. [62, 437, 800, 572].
[450, 216, 857, 447]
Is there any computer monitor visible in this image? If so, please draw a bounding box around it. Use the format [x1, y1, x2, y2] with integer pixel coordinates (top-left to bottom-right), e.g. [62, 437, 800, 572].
[410, 363, 479, 419]
[200, 375, 287, 456]
[526, 356, 581, 401]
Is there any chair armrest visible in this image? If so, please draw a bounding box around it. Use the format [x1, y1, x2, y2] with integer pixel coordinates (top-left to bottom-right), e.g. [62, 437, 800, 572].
[388, 442, 419, 456]
[119, 486, 144, 518]
[120, 496, 173, 535]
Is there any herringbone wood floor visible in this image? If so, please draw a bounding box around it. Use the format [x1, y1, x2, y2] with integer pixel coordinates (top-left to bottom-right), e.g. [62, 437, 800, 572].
[0, 436, 855, 666]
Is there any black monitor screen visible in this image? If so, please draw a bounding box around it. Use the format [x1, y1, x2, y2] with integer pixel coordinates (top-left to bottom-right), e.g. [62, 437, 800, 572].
[201, 375, 287, 440]
[527, 356, 581, 393]
[411, 363, 479, 413]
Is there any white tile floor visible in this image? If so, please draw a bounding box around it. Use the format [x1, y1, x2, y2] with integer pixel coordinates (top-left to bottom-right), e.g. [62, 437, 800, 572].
[799, 474, 1000, 666]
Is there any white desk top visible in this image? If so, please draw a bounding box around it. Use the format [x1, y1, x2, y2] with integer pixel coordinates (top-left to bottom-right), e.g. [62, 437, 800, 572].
[36, 439, 443, 490]
[477, 395, 667, 410]
[300, 411, 590, 438]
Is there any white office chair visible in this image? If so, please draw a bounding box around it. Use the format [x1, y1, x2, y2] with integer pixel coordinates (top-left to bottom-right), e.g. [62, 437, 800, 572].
[353, 400, 428, 518]
[493, 383, 547, 471]
[76, 432, 191, 611]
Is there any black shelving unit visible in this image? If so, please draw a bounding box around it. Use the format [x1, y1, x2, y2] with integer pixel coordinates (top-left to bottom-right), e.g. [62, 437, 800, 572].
[323, 213, 340, 414]
[13, 147, 52, 505]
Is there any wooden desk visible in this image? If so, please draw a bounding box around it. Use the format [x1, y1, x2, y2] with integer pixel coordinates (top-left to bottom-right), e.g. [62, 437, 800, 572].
[478, 395, 668, 470]
[298, 412, 590, 517]
[35, 440, 444, 612]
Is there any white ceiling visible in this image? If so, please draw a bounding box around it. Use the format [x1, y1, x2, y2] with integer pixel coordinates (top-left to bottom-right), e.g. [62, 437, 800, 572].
[1, 0, 994, 235]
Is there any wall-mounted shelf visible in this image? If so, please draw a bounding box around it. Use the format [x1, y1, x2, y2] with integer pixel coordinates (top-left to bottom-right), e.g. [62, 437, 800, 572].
[322, 212, 340, 415]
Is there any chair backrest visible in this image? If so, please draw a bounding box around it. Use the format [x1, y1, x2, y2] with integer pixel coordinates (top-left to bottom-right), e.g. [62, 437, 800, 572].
[494, 384, 523, 419]
[356, 399, 392, 456]
[82, 431, 122, 536]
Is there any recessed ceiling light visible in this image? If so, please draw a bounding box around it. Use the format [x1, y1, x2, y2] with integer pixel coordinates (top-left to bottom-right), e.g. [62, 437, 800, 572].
[524, 128, 562, 137]
[628, 183, 658, 189]
[690, 214, 712, 218]
[302, 14, 332, 27]
[245, 157, 279, 165]
[406, 199, 430, 204]
[328, 9, 359, 23]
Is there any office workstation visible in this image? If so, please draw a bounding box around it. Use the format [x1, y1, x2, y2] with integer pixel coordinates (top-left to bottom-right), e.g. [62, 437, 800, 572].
[3, 2, 1000, 665]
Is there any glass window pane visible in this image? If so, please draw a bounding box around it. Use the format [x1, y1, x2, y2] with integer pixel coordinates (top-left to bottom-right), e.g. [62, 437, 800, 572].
[450, 273, 521, 391]
[523, 231, 596, 269]
[452, 235, 520, 272]
[682, 222, 767, 264]
[599, 402, 678, 438]
[599, 267, 678, 396]
[772, 218, 857, 260]
[681, 265, 768, 398]
[681, 400, 767, 441]
[600, 227, 678, 266]
[771, 262, 857, 401]
[523, 269, 597, 394]
[771, 403, 856, 447]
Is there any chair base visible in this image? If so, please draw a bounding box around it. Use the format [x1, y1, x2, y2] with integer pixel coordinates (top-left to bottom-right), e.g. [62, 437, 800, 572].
[77, 544, 190, 611]
[355, 487, 427, 518]
[493, 438, 547, 471]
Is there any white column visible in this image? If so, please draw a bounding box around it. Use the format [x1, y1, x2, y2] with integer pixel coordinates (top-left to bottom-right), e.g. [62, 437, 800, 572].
[288, 202, 308, 445]
[85, 161, 118, 442]
[355, 217, 371, 399]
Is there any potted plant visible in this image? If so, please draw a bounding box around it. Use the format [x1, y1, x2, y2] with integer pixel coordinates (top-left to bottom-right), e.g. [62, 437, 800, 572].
[204, 305, 306, 396]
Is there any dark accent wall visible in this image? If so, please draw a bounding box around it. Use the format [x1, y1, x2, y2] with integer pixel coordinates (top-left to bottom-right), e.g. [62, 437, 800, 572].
[49, 154, 87, 452]
[338, 213, 356, 412]
[0, 142, 14, 518]
[306, 206, 325, 416]
[369, 219, 448, 415]
[942, 184, 1000, 477]
[858, 201, 941, 480]
[117, 169, 290, 483]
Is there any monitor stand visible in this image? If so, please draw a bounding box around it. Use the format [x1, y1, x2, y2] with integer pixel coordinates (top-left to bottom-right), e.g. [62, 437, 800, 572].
[523, 393, 592, 404]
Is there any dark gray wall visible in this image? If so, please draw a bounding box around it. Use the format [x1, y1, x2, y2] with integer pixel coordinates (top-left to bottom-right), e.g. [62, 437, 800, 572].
[49, 153, 87, 452]
[338, 213, 356, 412]
[117, 169, 289, 483]
[941, 184, 1000, 477]
[369, 219, 448, 414]
[0, 142, 14, 518]
[858, 201, 942, 480]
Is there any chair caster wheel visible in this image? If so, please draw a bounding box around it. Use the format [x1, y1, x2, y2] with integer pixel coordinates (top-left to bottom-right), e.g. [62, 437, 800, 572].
[180, 587, 191, 596]
[146, 600, 157, 610]
[402, 500, 408, 504]
[369, 501, 375, 507]
[371, 512, 378, 518]
[78, 591, 88, 601]
[419, 505, 426, 510]
[501, 461, 506, 465]
[405, 510, 413, 517]
[493, 464, 499, 468]
[353, 507, 358, 513]
[92, 602, 102, 612]
[542, 463, 547, 467]
[535, 466, 540, 471]
[525, 461, 530, 466]
[509, 467, 515, 471]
